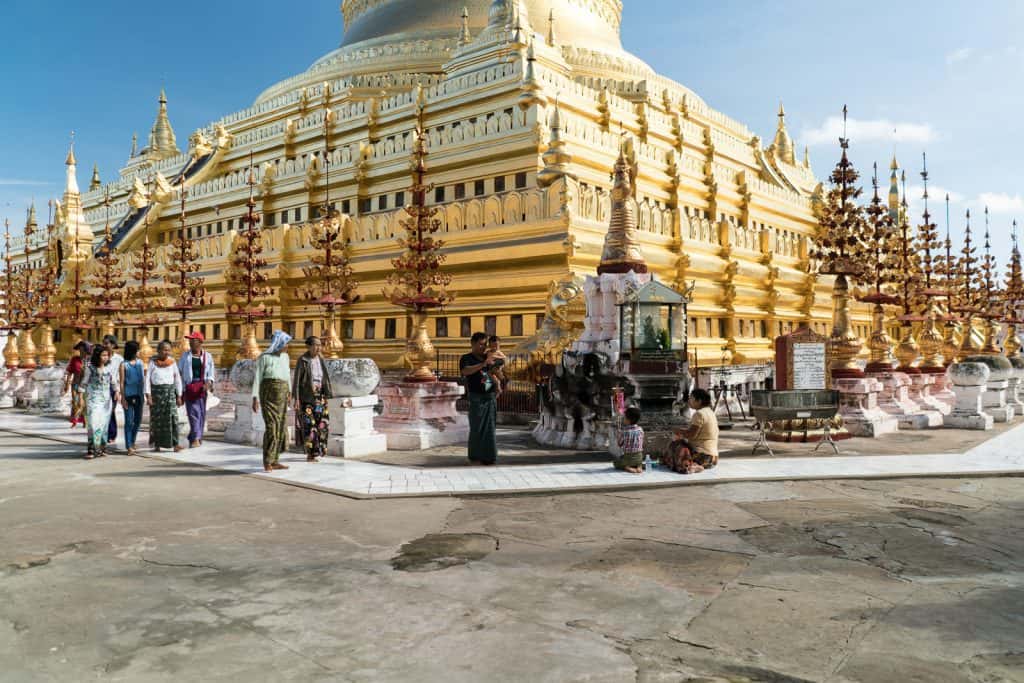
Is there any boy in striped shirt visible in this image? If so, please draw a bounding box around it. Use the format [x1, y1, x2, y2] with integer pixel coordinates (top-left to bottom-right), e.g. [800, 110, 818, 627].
[614, 407, 645, 474]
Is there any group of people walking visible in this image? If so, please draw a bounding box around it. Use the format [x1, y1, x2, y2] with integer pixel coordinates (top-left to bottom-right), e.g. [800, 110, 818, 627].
[61, 330, 332, 472]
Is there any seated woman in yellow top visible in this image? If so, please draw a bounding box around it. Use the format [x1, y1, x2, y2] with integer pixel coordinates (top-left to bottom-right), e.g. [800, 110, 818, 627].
[662, 388, 719, 474]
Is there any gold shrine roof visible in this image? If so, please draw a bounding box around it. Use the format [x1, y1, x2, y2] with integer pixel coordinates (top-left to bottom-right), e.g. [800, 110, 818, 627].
[255, 0, 654, 104]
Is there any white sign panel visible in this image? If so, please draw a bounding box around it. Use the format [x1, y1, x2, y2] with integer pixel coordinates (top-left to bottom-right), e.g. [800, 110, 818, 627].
[792, 342, 827, 390]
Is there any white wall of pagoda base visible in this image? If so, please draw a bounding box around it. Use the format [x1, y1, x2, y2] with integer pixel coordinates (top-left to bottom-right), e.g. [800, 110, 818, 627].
[327, 395, 387, 458]
[1007, 373, 1024, 413]
[928, 370, 957, 412]
[834, 376, 899, 438]
[374, 381, 468, 451]
[944, 362, 994, 431]
[905, 373, 949, 421]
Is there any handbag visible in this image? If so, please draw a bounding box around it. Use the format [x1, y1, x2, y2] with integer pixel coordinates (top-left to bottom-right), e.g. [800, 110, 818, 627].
[183, 354, 207, 403]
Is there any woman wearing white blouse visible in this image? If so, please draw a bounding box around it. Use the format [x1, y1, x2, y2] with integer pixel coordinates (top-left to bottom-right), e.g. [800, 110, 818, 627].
[146, 341, 185, 452]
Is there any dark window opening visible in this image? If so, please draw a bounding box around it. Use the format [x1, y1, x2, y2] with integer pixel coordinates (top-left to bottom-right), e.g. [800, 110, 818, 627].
[484, 316, 497, 337]
[303, 321, 313, 339]
[359, 198, 372, 214]
[342, 319, 354, 339]
[365, 320, 376, 340]
[474, 179, 485, 196]
[460, 316, 472, 338]
[454, 183, 466, 200]
[510, 314, 523, 336]
[341, 199, 351, 214]
[434, 186, 445, 203]
[384, 318, 397, 339]
[515, 172, 527, 189]
[378, 195, 387, 211]
[435, 317, 448, 338]
[494, 176, 506, 193]
[395, 191, 405, 207]
[263, 322, 273, 339]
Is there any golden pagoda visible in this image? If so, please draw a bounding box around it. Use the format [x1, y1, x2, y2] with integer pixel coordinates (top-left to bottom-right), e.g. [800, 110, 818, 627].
[47, 1, 857, 367]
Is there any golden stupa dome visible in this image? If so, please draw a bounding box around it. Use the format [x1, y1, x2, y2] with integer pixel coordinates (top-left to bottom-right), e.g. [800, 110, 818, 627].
[255, 0, 654, 104]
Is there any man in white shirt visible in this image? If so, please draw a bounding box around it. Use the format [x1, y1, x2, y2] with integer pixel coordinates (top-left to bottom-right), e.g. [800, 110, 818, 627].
[178, 331, 216, 447]
[102, 335, 125, 445]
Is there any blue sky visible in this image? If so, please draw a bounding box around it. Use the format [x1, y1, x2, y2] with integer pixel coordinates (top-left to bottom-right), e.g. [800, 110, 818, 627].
[1, 0, 1021, 269]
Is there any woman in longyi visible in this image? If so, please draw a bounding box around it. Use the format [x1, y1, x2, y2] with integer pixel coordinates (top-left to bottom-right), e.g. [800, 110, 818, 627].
[253, 330, 293, 472]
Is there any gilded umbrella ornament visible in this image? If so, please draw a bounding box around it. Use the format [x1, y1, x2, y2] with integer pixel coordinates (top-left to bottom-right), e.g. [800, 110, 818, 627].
[295, 85, 361, 359]
[383, 104, 454, 382]
[892, 171, 924, 371]
[937, 193, 962, 363]
[225, 155, 273, 361]
[858, 163, 901, 371]
[954, 209, 983, 357]
[912, 154, 948, 371]
[1003, 220, 1023, 358]
[975, 207, 1004, 355]
[811, 107, 868, 376]
[1, 219, 20, 369]
[165, 179, 208, 355]
[15, 205, 40, 369]
[87, 191, 126, 339]
[122, 199, 169, 364]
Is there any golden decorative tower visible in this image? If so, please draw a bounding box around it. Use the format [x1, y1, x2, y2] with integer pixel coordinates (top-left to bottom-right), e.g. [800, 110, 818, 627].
[15, 205, 39, 370]
[892, 169, 923, 370]
[2, 220, 19, 369]
[146, 88, 181, 161]
[859, 163, 900, 371]
[955, 209, 983, 358]
[1002, 220, 1023, 358]
[598, 139, 647, 275]
[813, 107, 868, 377]
[225, 156, 273, 361]
[296, 86, 361, 359]
[166, 179, 208, 355]
[384, 105, 454, 382]
[88, 191, 126, 337]
[913, 154, 947, 371]
[976, 207, 1003, 356]
[938, 193, 962, 364]
[32, 206, 61, 368]
[123, 203, 168, 364]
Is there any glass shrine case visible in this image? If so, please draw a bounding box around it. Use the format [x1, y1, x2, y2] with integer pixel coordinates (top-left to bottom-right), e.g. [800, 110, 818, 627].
[618, 279, 688, 359]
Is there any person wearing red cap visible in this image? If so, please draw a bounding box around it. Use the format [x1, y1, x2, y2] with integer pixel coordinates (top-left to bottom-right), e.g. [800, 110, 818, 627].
[178, 331, 215, 447]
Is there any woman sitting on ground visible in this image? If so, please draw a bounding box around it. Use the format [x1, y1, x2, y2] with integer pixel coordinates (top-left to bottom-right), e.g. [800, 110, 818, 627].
[662, 388, 719, 474]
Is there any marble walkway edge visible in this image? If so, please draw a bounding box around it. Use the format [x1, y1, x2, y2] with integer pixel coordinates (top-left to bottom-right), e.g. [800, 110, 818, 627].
[2, 410, 1023, 499]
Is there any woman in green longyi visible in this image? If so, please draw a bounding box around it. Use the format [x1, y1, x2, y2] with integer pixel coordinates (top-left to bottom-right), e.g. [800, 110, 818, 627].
[252, 330, 293, 473]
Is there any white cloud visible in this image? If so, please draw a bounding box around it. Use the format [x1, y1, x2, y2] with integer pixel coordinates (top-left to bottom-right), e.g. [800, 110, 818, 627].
[906, 184, 964, 204]
[977, 192, 1024, 214]
[0, 179, 52, 186]
[800, 116, 936, 147]
[946, 47, 973, 65]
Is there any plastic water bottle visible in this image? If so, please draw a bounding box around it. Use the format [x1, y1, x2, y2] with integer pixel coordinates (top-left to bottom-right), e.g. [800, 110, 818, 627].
[643, 454, 653, 473]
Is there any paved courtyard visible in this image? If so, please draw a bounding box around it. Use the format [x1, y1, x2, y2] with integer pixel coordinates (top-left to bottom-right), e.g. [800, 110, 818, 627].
[2, 418, 1023, 682]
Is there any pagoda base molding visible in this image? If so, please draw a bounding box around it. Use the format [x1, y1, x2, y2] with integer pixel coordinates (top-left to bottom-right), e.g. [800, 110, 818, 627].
[0, 368, 21, 408]
[15, 370, 39, 408]
[30, 365, 69, 415]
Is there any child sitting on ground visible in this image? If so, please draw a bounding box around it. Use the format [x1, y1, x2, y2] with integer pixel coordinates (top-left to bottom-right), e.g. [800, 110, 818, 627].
[663, 388, 719, 474]
[614, 406, 645, 474]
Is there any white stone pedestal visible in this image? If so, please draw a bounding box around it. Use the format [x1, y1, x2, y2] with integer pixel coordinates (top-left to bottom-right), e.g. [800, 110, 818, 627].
[904, 372, 948, 422]
[327, 395, 387, 458]
[944, 362, 994, 430]
[926, 369, 957, 412]
[834, 376, 899, 438]
[1007, 358, 1024, 413]
[870, 371, 933, 429]
[14, 370, 38, 408]
[30, 365, 68, 414]
[0, 368, 19, 408]
[375, 381, 469, 450]
[982, 379, 1014, 423]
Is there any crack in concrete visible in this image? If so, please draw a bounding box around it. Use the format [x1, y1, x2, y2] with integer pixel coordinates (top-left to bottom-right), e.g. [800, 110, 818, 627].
[139, 557, 222, 572]
[621, 536, 758, 557]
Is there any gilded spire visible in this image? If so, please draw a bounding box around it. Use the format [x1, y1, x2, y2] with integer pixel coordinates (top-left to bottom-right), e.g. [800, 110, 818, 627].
[517, 39, 547, 110]
[130, 132, 138, 158]
[538, 99, 573, 188]
[458, 6, 472, 45]
[89, 163, 102, 191]
[148, 88, 181, 160]
[598, 140, 647, 275]
[772, 101, 795, 165]
[803, 145, 810, 169]
[887, 155, 900, 222]
[547, 9, 557, 46]
[64, 135, 80, 195]
[26, 202, 38, 231]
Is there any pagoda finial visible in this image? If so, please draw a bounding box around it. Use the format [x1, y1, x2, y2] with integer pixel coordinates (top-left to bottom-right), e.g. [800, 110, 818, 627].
[598, 139, 646, 275]
[803, 145, 810, 169]
[148, 87, 180, 160]
[89, 163, 102, 191]
[130, 132, 138, 158]
[538, 97, 573, 188]
[772, 101, 795, 165]
[26, 202, 38, 230]
[458, 6, 472, 45]
[547, 9, 557, 46]
[65, 131, 77, 166]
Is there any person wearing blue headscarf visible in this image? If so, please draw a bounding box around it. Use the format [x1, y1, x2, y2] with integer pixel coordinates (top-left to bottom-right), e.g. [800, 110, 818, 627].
[252, 330, 293, 472]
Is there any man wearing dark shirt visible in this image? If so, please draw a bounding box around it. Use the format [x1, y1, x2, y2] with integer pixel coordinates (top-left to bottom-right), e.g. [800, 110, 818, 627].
[460, 332, 498, 465]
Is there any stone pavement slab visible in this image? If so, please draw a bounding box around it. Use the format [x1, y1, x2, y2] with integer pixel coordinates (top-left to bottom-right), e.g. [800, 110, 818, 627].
[2, 410, 1024, 499]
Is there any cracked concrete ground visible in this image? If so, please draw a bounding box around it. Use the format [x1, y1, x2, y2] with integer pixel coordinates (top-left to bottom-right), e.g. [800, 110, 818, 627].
[2, 432, 1023, 682]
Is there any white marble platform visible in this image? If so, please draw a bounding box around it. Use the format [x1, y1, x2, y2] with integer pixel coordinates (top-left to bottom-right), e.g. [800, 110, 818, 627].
[2, 410, 1023, 499]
